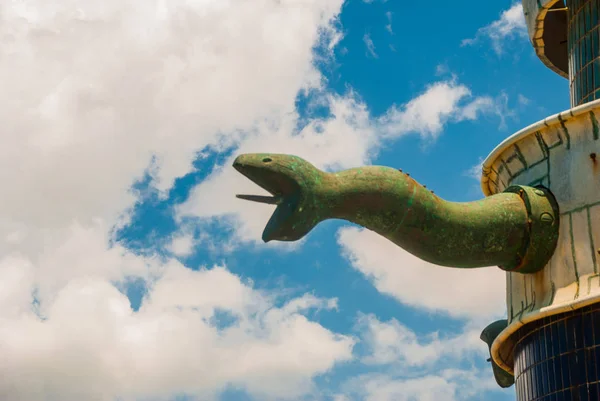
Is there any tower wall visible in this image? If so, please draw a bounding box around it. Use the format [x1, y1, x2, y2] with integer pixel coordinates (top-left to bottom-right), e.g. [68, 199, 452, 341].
[567, 0, 600, 106]
[479, 1, 600, 398]
[481, 100, 600, 378]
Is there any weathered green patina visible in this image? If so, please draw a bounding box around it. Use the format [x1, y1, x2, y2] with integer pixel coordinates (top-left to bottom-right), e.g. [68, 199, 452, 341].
[233, 153, 560, 273]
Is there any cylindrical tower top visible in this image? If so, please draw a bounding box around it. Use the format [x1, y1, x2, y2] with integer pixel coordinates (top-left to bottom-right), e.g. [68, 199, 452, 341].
[566, 1, 600, 105]
[522, 0, 600, 106]
[522, 0, 568, 77]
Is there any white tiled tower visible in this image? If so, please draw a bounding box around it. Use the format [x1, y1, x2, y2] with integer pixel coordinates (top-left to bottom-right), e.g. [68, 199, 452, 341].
[485, 1, 600, 399]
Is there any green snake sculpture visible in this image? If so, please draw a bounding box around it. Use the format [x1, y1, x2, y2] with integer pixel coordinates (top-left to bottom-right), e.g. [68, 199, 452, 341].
[233, 152, 561, 388]
[234, 153, 559, 273]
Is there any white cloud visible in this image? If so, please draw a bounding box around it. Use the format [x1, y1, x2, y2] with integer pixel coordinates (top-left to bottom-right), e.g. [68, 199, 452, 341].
[0, 0, 360, 399]
[3, 223, 356, 401]
[461, 3, 527, 55]
[167, 232, 196, 257]
[363, 33, 378, 58]
[358, 314, 485, 368]
[518, 93, 530, 106]
[456, 96, 495, 120]
[435, 64, 450, 76]
[337, 227, 506, 320]
[464, 157, 485, 181]
[336, 314, 505, 401]
[339, 369, 500, 401]
[0, 0, 342, 249]
[0, 245, 355, 401]
[385, 12, 393, 34]
[377, 80, 495, 141]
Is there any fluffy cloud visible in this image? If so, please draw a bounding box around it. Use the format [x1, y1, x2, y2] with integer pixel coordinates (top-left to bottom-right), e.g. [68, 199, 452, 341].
[385, 12, 393, 34]
[0, 0, 343, 248]
[338, 369, 499, 401]
[167, 231, 197, 258]
[335, 314, 503, 401]
[358, 314, 485, 368]
[461, 3, 527, 55]
[0, 0, 360, 399]
[377, 80, 495, 141]
[1, 225, 356, 400]
[464, 157, 485, 181]
[0, 252, 354, 401]
[363, 33, 378, 58]
[337, 227, 506, 320]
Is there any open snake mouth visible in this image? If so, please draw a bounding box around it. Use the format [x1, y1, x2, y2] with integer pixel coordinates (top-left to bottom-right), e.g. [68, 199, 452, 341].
[233, 157, 298, 205]
[233, 165, 284, 205]
[233, 156, 305, 242]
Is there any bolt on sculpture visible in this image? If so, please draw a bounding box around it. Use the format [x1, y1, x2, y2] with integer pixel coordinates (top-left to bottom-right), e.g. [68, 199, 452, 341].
[235, 1, 600, 399]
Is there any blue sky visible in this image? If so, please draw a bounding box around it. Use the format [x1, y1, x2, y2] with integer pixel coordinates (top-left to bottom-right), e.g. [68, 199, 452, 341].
[0, 1, 570, 400]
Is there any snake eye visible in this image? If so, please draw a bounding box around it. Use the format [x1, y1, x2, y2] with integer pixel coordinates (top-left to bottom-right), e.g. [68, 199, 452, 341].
[262, 157, 272, 163]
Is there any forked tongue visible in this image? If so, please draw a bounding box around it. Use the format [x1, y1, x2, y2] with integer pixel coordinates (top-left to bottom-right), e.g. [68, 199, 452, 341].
[236, 194, 282, 205]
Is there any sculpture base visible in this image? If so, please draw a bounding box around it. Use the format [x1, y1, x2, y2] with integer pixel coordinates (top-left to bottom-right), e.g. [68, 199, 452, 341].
[514, 302, 600, 400]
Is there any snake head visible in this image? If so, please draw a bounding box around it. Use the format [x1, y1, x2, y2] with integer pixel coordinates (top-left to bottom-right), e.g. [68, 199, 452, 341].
[233, 153, 324, 243]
